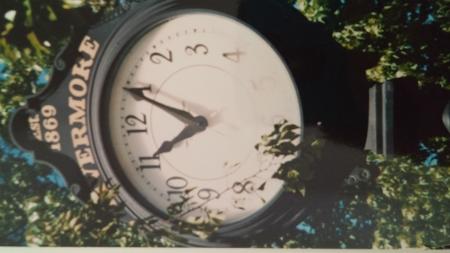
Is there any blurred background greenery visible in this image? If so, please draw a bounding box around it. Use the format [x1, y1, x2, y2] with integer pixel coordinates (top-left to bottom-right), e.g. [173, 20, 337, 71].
[0, 0, 449, 248]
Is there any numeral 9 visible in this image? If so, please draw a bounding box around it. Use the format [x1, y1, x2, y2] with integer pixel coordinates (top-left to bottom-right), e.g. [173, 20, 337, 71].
[197, 188, 220, 200]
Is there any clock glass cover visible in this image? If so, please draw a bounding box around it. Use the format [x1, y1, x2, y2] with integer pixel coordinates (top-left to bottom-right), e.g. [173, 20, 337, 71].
[106, 11, 302, 225]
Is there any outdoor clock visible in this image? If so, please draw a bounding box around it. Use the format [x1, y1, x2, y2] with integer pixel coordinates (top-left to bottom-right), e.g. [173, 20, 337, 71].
[9, 0, 368, 246]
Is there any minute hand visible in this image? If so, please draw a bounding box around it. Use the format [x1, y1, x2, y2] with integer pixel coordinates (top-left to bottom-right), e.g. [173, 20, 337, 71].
[124, 87, 199, 126]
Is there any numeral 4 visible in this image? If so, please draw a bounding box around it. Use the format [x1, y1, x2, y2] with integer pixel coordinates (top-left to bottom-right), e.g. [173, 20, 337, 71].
[223, 50, 244, 63]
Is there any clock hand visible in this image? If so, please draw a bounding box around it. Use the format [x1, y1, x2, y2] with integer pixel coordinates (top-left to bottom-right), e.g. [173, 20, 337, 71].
[125, 86, 235, 136]
[124, 87, 204, 127]
[135, 83, 216, 117]
[154, 116, 208, 156]
[134, 84, 235, 128]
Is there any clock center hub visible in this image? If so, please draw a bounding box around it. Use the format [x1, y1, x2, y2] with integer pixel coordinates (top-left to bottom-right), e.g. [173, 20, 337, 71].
[150, 65, 256, 181]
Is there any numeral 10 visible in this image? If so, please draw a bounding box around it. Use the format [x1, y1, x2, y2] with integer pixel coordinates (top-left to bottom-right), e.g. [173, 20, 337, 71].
[166, 176, 220, 202]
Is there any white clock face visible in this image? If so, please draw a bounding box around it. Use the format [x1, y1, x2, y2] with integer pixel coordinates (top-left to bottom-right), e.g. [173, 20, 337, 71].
[107, 11, 302, 225]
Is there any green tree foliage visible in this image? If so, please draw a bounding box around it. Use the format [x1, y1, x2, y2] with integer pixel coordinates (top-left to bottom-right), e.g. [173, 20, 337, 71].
[263, 194, 376, 249]
[0, 52, 43, 131]
[253, 137, 449, 249]
[23, 184, 171, 246]
[0, 0, 115, 132]
[0, 156, 171, 246]
[1, 0, 114, 54]
[256, 119, 311, 196]
[295, 0, 450, 89]
[0, 158, 47, 245]
[366, 137, 450, 249]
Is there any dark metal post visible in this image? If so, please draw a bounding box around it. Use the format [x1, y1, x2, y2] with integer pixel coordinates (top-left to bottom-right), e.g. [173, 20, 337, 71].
[365, 81, 394, 157]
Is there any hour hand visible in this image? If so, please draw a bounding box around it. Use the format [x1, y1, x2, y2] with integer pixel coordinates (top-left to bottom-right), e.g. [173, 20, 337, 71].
[154, 119, 207, 156]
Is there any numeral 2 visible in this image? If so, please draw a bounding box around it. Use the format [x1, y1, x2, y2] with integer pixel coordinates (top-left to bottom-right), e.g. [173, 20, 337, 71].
[150, 50, 173, 64]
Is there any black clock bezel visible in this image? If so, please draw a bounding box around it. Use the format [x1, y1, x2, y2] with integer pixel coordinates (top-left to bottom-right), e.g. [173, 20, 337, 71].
[88, 0, 311, 246]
